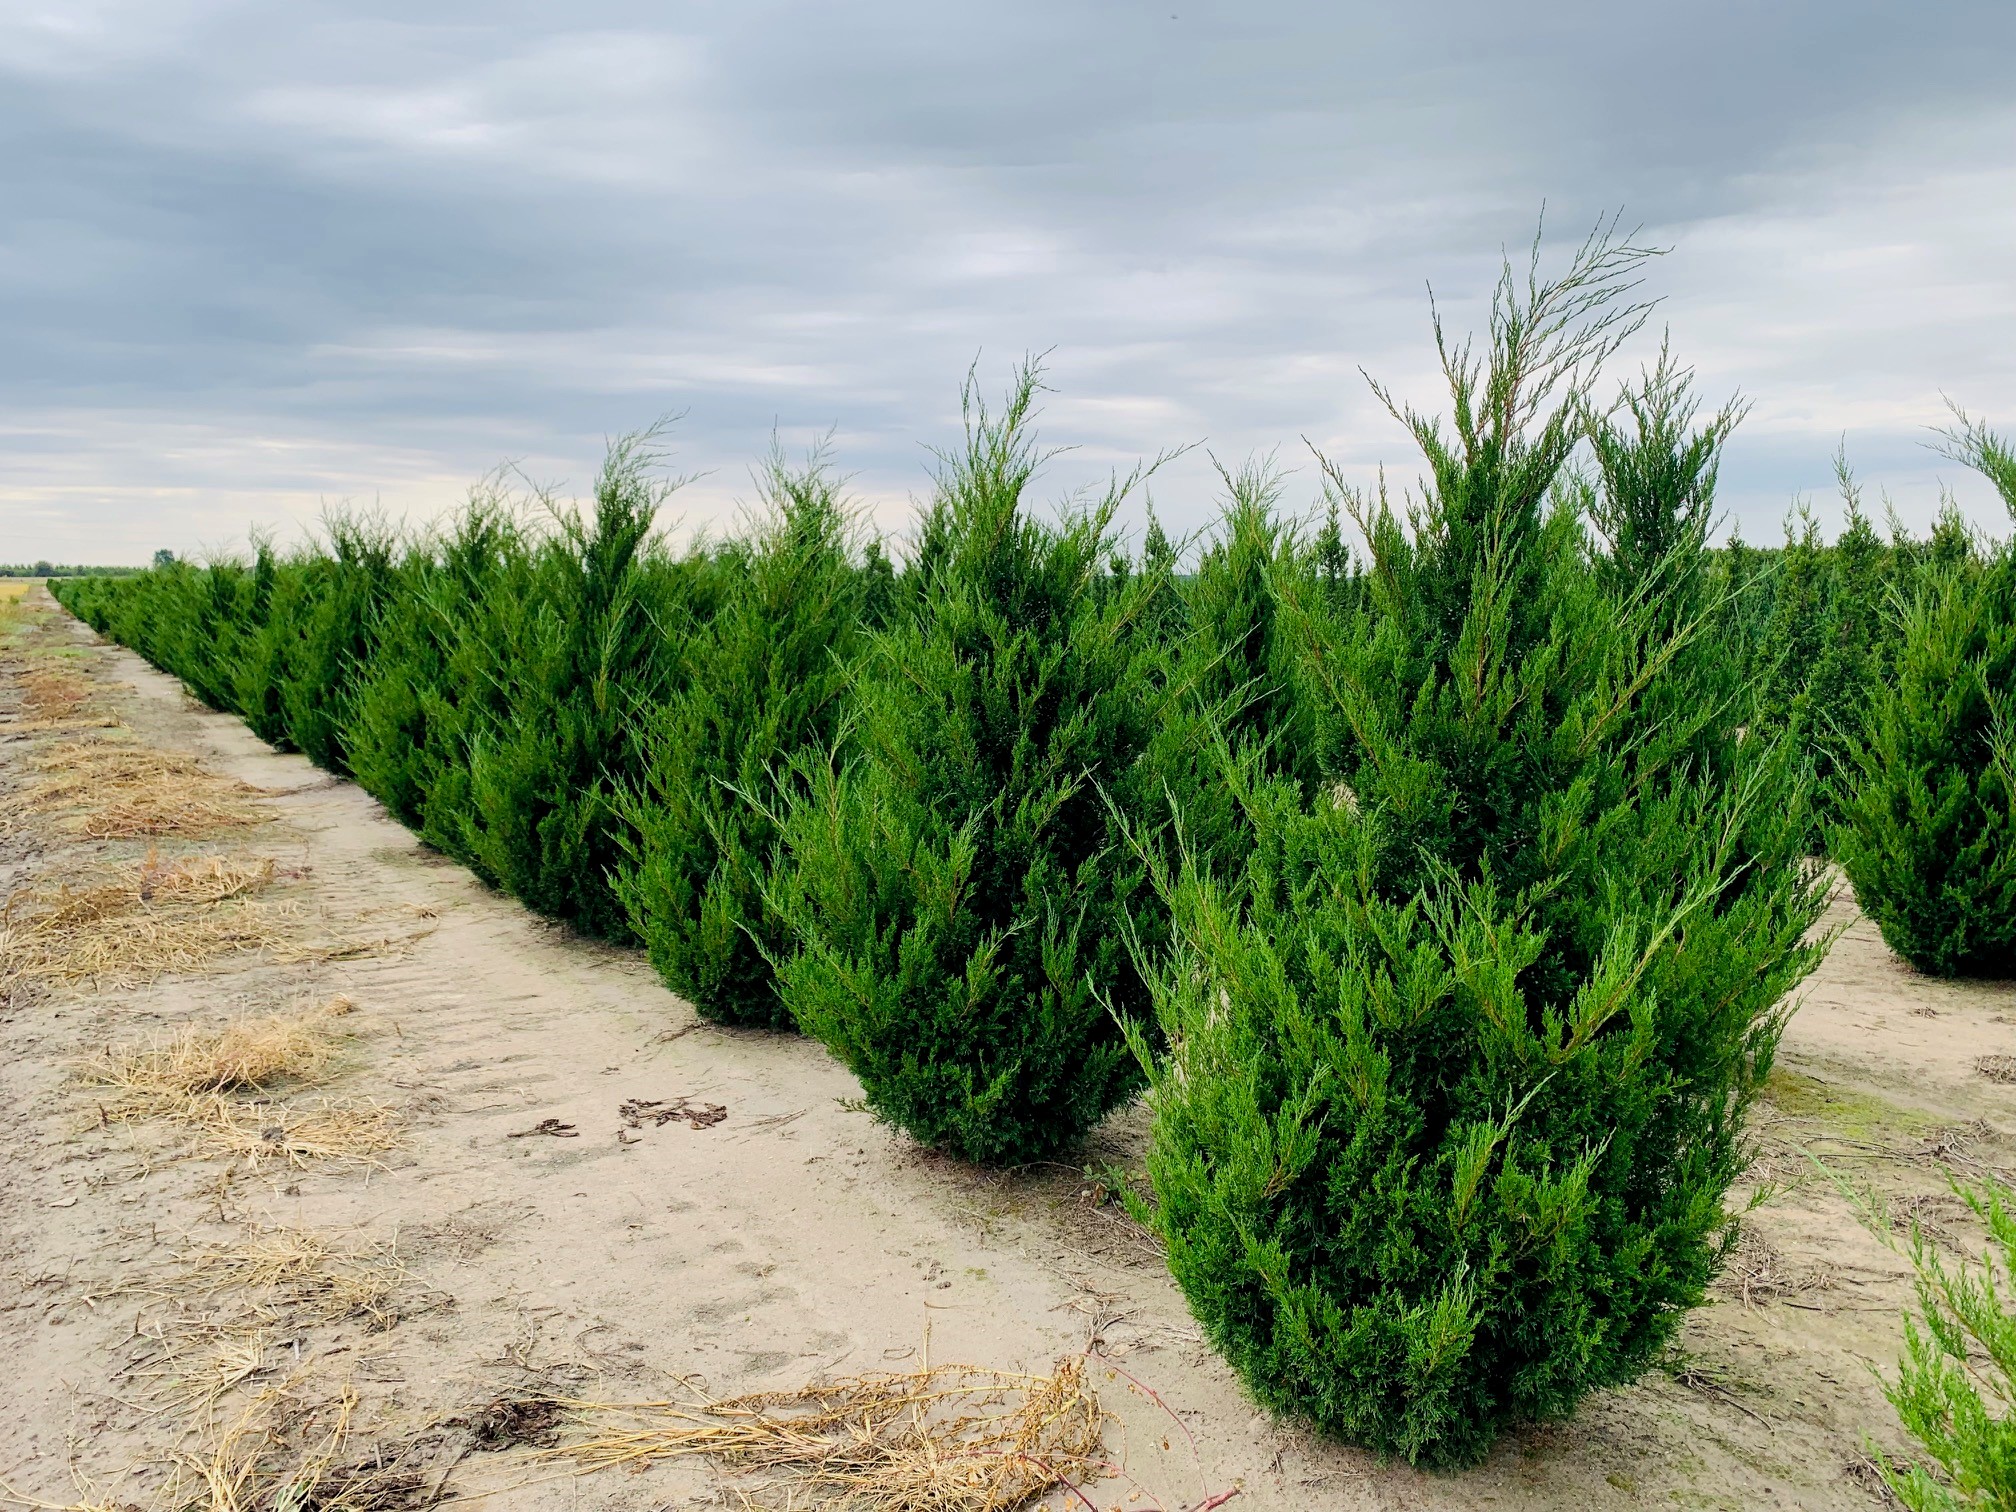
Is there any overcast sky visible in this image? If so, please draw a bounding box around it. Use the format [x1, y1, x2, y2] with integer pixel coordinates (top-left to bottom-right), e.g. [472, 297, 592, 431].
[4, 1, 2014, 564]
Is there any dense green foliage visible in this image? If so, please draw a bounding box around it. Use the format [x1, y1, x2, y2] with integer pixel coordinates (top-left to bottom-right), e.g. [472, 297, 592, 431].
[616, 447, 872, 1025]
[1706, 464, 1979, 843]
[1835, 415, 2016, 978]
[43, 242, 2016, 1474]
[247, 518, 400, 768]
[768, 369, 1173, 1163]
[58, 441, 744, 941]
[1125, 463, 1329, 899]
[1878, 1180, 2016, 1509]
[1129, 238, 1831, 1466]
[446, 444, 706, 939]
[343, 496, 523, 841]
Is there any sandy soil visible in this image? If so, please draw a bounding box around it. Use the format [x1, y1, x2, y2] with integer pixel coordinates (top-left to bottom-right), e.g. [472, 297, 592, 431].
[4, 581, 2013, 1511]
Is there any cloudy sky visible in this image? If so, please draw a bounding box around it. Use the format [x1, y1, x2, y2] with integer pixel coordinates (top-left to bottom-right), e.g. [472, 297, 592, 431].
[4, 0, 2014, 563]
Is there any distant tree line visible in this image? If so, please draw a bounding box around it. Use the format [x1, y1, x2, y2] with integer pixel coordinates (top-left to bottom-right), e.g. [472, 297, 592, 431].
[1, 557, 158, 577]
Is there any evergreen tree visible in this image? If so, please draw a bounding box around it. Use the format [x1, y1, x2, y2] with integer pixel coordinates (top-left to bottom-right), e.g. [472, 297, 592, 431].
[1807, 457, 1889, 800]
[458, 433, 702, 939]
[174, 555, 260, 716]
[1929, 499, 1981, 570]
[1312, 494, 1358, 614]
[1836, 409, 2016, 978]
[1757, 506, 1830, 737]
[236, 540, 294, 746]
[1586, 346, 1749, 782]
[1878, 1178, 2016, 1509]
[1585, 337, 1743, 625]
[618, 446, 871, 1028]
[1184, 461, 1311, 768]
[283, 514, 401, 771]
[858, 536, 900, 629]
[1709, 529, 1776, 690]
[231, 514, 400, 768]
[771, 364, 1170, 1165]
[1137, 504, 1187, 648]
[1155, 460, 1320, 882]
[344, 494, 523, 829]
[1132, 230, 1830, 1467]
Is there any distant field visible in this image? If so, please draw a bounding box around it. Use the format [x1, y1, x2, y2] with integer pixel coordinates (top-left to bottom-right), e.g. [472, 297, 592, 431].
[0, 581, 33, 600]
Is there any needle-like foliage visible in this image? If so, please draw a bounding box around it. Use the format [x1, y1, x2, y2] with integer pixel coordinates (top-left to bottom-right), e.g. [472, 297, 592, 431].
[342, 493, 526, 833]
[1152, 459, 1323, 882]
[248, 513, 400, 771]
[1131, 227, 1831, 1467]
[770, 364, 1172, 1165]
[1836, 409, 2016, 977]
[453, 434, 712, 939]
[617, 444, 874, 1027]
[1878, 1180, 2016, 1509]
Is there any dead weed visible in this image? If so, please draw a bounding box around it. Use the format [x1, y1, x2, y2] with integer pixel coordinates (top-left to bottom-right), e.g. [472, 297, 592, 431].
[73, 995, 398, 1168]
[1715, 1227, 1834, 1308]
[162, 1381, 439, 1512]
[6, 739, 269, 837]
[543, 1359, 1106, 1512]
[188, 1095, 402, 1168]
[150, 1224, 412, 1330]
[75, 999, 351, 1104]
[1, 851, 286, 990]
[3, 664, 117, 733]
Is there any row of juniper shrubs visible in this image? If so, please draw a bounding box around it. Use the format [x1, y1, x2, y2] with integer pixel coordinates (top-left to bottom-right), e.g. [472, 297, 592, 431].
[616, 443, 880, 1027]
[53, 519, 400, 756]
[50, 252, 2009, 1470]
[443, 438, 707, 940]
[768, 368, 1178, 1164]
[58, 439, 745, 943]
[1834, 410, 2016, 978]
[1128, 233, 1833, 1466]
[1714, 453, 1980, 847]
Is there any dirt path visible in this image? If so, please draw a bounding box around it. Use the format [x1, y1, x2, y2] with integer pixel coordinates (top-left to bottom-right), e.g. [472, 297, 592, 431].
[4, 583, 2013, 1511]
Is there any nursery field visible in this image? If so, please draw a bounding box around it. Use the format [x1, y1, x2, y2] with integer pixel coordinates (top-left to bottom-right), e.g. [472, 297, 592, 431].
[11, 239, 2016, 1507]
[2, 585, 2013, 1511]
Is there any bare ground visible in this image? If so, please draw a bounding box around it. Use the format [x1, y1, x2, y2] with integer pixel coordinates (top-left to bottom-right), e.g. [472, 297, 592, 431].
[3, 582, 2012, 1511]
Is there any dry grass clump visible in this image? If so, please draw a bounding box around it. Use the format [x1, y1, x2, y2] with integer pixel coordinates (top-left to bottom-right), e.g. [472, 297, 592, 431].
[33, 1231, 439, 1512]
[544, 1359, 1106, 1512]
[6, 1378, 434, 1512]
[75, 1000, 347, 1105]
[74, 997, 400, 1167]
[2, 663, 117, 733]
[1, 852, 286, 991]
[132, 1224, 412, 1332]
[96, 1227, 425, 1431]
[75, 1012, 397, 1177]
[156, 1381, 436, 1512]
[125, 1317, 279, 1417]
[186, 1094, 402, 1168]
[6, 740, 269, 837]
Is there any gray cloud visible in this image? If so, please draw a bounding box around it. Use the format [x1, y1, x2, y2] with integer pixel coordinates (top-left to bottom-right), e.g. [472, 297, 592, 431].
[3, 0, 2013, 561]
